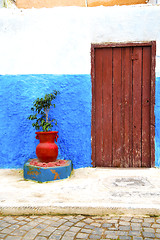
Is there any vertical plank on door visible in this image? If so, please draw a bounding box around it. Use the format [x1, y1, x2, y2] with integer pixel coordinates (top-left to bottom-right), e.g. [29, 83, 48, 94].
[95, 48, 103, 166]
[132, 47, 142, 167]
[142, 47, 151, 167]
[121, 47, 132, 167]
[102, 48, 113, 167]
[112, 48, 122, 167]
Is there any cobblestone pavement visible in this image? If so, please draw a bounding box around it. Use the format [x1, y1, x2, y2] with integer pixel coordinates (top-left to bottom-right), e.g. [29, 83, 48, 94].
[1, 215, 160, 240]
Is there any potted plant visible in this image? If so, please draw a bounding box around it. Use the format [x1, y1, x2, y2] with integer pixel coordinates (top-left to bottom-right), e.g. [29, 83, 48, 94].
[28, 90, 60, 163]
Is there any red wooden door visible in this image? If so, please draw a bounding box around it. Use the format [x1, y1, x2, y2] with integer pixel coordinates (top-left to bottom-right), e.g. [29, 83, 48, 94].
[91, 42, 155, 168]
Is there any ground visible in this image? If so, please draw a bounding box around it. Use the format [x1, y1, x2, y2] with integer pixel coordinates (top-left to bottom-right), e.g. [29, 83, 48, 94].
[0, 215, 160, 239]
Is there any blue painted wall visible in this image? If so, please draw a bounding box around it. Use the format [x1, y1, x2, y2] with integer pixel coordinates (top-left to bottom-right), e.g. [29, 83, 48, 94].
[155, 77, 160, 167]
[0, 74, 92, 169]
[0, 74, 160, 168]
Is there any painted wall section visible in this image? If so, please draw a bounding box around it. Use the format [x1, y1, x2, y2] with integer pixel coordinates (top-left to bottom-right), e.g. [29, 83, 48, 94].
[0, 6, 160, 76]
[15, 0, 147, 9]
[0, 74, 92, 169]
[0, 6, 160, 168]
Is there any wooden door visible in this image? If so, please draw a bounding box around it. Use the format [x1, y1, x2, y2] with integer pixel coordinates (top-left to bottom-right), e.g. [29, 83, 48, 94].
[91, 42, 156, 168]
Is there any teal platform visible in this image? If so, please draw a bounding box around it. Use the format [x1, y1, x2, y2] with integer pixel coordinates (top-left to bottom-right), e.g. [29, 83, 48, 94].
[24, 159, 72, 182]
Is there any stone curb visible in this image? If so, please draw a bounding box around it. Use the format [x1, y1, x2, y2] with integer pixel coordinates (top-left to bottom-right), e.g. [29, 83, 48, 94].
[1, 204, 160, 216]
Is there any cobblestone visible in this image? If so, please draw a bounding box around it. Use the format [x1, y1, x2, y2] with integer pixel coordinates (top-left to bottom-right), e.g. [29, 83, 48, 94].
[1, 215, 160, 239]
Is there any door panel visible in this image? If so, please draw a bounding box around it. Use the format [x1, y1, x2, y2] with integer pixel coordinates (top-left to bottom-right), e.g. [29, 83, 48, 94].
[92, 43, 155, 168]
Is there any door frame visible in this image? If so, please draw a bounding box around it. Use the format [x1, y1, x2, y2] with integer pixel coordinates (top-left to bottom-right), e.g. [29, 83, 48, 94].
[91, 41, 156, 167]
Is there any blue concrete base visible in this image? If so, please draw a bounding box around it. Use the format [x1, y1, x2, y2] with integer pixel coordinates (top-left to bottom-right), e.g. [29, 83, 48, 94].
[23, 159, 72, 182]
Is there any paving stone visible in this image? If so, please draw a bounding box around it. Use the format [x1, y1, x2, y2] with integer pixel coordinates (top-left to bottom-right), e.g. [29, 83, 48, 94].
[35, 237, 48, 240]
[61, 234, 75, 240]
[63, 221, 74, 227]
[119, 225, 130, 230]
[0, 227, 14, 234]
[68, 218, 80, 223]
[144, 238, 155, 240]
[117, 231, 128, 236]
[27, 221, 39, 227]
[90, 222, 101, 227]
[61, 236, 74, 240]
[143, 227, 155, 232]
[6, 220, 18, 224]
[105, 236, 117, 239]
[0, 233, 7, 239]
[131, 219, 143, 223]
[89, 234, 101, 239]
[119, 221, 130, 226]
[57, 225, 70, 231]
[34, 218, 45, 223]
[62, 231, 76, 237]
[74, 222, 86, 227]
[69, 226, 81, 232]
[56, 219, 67, 224]
[131, 223, 142, 230]
[43, 226, 57, 233]
[76, 215, 86, 220]
[52, 230, 64, 235]
[92, 227, 103, 234]
[120, 217, 132, 221]
[5, 236, 22, 240]
[83, 218, 94, 224]
[8, 224, 20, 230]
[152, 223, 160, 228]
[132, 237, 143, 240]
[80, 228, 92, 233]
[36, 223, 48, 229]
[49, 234, 61, 240]
[19, 224, 34, 231]
[76, 232, 89, 238]
[10, 229, 26, 236]
[119, 236, 131, 240]
[23, 228, 41, 239]
[105, 219, 118, 223]
[84, 224, 95, 229]
[17, 221, 27, 226]
[129, 230, 141, 236]
[155, 233, 160, 238]
[105, 230, 118, 237]
[43, 219, 56, 225]
[39, 230, 53, 237]
[142, 222, 151, 227]
[143, 232, 155, 238]
[102, 223, 112, 228]
[0, 222, 11, 228]
[143, 218, 155, 223]
[50, 222, 63, 227]
[156, 219, 160, 224]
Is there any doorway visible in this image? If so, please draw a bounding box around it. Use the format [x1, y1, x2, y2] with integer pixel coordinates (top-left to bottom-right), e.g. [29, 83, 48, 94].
[91, 42, 156, 167]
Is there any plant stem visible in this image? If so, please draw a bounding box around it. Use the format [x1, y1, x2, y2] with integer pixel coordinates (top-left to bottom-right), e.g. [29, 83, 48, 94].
[45, 109, 49, 122]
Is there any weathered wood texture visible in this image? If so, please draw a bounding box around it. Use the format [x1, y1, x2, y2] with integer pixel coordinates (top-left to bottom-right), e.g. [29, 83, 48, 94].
[92, 42, 155, 168]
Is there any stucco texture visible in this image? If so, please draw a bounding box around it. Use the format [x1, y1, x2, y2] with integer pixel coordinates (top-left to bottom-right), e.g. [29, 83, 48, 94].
[0, 74, 92, 169]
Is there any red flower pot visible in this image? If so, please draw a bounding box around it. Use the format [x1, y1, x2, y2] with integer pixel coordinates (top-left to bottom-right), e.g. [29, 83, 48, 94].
[35, 131, 58, 163]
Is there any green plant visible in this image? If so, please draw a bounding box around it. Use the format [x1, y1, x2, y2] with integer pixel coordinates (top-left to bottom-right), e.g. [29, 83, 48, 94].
[28, 90, 60, 132]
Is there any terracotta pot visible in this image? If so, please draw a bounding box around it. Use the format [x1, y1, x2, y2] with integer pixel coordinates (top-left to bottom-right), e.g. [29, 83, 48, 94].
[35, 131, 58, 163]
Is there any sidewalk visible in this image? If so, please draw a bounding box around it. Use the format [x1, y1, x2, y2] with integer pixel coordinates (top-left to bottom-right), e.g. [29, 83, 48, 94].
[0, 167, 160, 216]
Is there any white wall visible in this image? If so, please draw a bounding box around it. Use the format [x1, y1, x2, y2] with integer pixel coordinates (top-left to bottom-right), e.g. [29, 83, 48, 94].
[0, 5, 160, 76]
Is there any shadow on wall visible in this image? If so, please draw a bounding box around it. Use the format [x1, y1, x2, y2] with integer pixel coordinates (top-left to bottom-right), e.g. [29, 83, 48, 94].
[0, 74, 92, 169]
